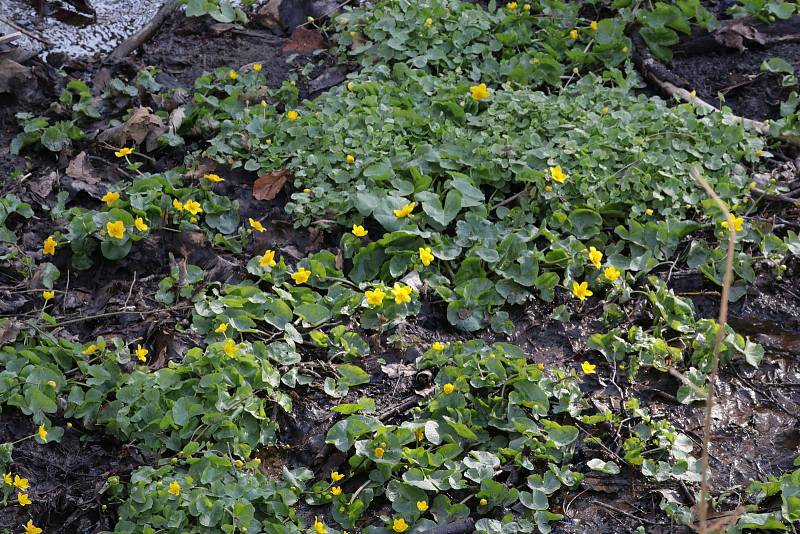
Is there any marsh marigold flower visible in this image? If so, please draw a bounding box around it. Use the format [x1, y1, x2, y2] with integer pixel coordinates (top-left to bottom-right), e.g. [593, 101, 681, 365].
[107, 220, 126, 239]
[331, 471, 344, 482]
[346, 154, 355, 164]
[419, 246, 434, 266]
[259, 249, 277, 268]
[393, 202, 416, 218]
[570, 29, 578, 39]
[134, 217, 149, 231]
[173, 199, 184, 211]
[3, 472, 11, 485]
[204, 173, 224, 183]
[184, 199, 203, 215]
[392, 283, 412, 304]
[114, 147, 133, 158]
[249, 218, 266, 233]
[101, 191, 120, 205]
[581, 361, 597, 375]
[253, 63, 262, 72]
[83, 344, 97, 355]
[14, 475, 28, 490]
[469, 83, 490, 101]
[588, 246, 603, 269]
[228, 70, 238, 80]
[549, 165, 567, 183]
[291, 267, 311, 284]
[374, 447, 385, 458]
[604, 266, 621, 282]
[506, 2, 518, 9]
[215, 323, 228, 334]
[590, 20, 598, 30]
[722, 215, 744, 232]
[223, 338, 238, 358]
[417, 500, 428, 512]
[18, 493, 32, 506]
[24, 520, 42, 534]
[365, 289, 385, 306]
[37, 424, 47, 441]
[331, 486, 342, 496]
[286, 110, 299, 121]
[424, 17, 433, 25]
[392, 518, 409, 533]
[135, 344, 148, 362]
[431, 341, 445, 352]
[314, 517, 327, 534]
[168, 481, 181, 496]
[572, 281, 592, 301]
[443, 383, 455, 394]
[43, 290, 54, 301]
[480, 498, 488, 506]
[43, 235, 57, 255]
[352, 224, 368, 237]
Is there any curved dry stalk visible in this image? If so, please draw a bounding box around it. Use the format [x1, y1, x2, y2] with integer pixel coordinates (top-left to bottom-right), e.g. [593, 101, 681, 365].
[689, 166, 737, 534]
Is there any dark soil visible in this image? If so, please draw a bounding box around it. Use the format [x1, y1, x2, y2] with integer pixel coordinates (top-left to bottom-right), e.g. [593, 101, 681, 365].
[668, 16, 800, 121]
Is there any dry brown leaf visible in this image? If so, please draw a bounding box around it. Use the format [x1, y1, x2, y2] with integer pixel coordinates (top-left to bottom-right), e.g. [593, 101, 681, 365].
[714, 21, 765, 51]
[66, 151, 100, 184]
[96, 106, 165, 152]
[253, 169, 292, 200]
[282, 27, 327, 53]
[29, 170, 58, 198]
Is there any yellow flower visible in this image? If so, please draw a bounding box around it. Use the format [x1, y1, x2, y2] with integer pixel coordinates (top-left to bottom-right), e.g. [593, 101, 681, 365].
[424, 17, 433, 25]
[223, 338, 238, 358]
[18, 493, 32, 506]
[721, 215, 744, 232]
[581, 361, 597, 375]
[571, 281, 592, 300]
[469, 83, 490, 101]
[134, 217, 149, 231]
[347, 81, 354, 91]
[549, 165, 567, 183]
[417, 500, 428, 512]
[37, 424, 47, 441]
[43, 235, 57, 255]
[352, 224, 368, 237]
[249, 218, 266, 233]
[645, 208, 654, 216]
[374, 447, 385, 458]
[173, 199, 184, 211]
[14, 475, 28, 490]
[689, 89, 697, 99]
[431, 342, 445, 352]
[286, 110, 299, 121]
[228, 70, 238, 80]
[601, 106, 609, 114]
[3, 472, 11, 485]
[523, 3, 531, 10]
[419, 246, 434, 266]
[588, 246, 603, 269]
[443, 383, 455, 394]
[106, 220, 126, 239]
[622, 46, 629, 53]
[83, 344, 97, 355]
[331, 471, 345, 482]
[506, 1, 518, 9]
[331, 486, 342, 496]
[590, 20, 598, 30]
[544, 185, 553, 192]
[346, 154, 355, 164]
[756, 149, 765, 157]
[480, 498, 488, 506]
[43, 290, 54, 301]
[234, 459, 244, 468]
[253, 63, 263, 72]
[259, 249, 277, 268]
[314, 517, 327, 534]
[168, 481, 181, 496]
[392, 518, 409, 533]
[392, 283, 413, 304]
[570, 29, 578, 39]
[184, 199, 203, 215]
[604, 266, 621, 282]
[215, 323, 228, 334]
[365, 289, 386, 306]
[291, 267, 311, 284]
[393, 202, 416, 218]
[135, 344, 149, 362]
[307, 16, 314, 23]
[101, 191, 120, 205]
[204, 173, 225, 182]
[114, 147, 133, 158]
[24, 520, 42, 534]
[416, 428, 425, 441]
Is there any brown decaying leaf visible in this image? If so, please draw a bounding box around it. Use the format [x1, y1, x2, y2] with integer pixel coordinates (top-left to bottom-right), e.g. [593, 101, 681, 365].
[253, 169, 292, 200]
[282, 27, 327, 53]
[66, 151, 100, 184]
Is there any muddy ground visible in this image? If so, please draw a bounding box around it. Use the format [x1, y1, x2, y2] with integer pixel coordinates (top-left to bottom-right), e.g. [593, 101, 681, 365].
[1, 2, 800, 533]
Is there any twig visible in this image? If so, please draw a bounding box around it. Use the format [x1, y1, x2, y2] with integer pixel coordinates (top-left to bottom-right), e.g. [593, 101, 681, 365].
[591, 500, 666, 526]
[104, 0, 179, 63]
[377, 396, 419, 422]
[0, 16, 52, 46]
[690, 166, 736, 534]
[34, 304, 193, 328]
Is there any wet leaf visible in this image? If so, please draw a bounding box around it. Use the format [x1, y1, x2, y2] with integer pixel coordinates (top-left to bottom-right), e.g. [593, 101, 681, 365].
[253, 169, 292, 200]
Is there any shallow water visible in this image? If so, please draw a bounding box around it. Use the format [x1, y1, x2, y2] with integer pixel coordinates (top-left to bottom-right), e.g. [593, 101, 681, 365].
[0, 0, 164, 58]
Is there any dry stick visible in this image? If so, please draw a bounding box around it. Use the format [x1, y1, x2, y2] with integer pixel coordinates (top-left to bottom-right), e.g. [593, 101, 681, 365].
[0, 16, 52, 46]
[689, 166, 737, 534]
[105, 0, 180, 63]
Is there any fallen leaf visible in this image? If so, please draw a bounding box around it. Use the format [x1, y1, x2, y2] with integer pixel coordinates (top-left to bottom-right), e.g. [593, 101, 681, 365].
[66, 151, 100, 184]
[29, 170, 58, 198]
[0, 319, 22, 345]
[208, 23, 235, 36]
[97, 106, 165, 152]
[282, 27, 327, 53]
[714, 21, 765, 51]
[381, 363, 416, 378]
[253, 169, 292, 200]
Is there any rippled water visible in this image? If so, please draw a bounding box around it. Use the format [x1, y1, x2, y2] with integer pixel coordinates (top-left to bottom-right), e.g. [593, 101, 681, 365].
[0, 0, 164, 58]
